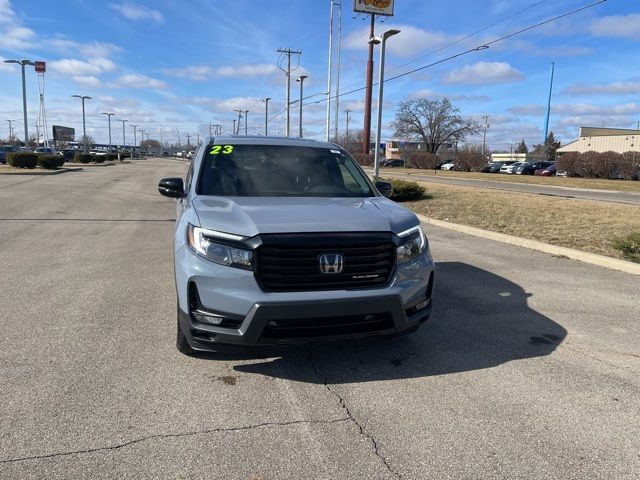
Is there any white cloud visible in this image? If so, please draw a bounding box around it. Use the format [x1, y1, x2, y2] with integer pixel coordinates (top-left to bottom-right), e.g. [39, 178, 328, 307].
[442, 61, 524, 85]
[109, 3, 164, 23]
[590, 14, 640, 40]
[509, 102, 640, 118]
[72, 75, 102, 88]
[0, 25, 36, 50]
[49, 38, 121, 58]
[0, 55, 16, 71]
[410, 89, 490, 102]
[113, 74, 167, 89]
[344, 24, 453, 57]
[163, 63, 279, 81]
[564, 80, 640, 96]
[0, 0, 15, 23]
[184, 96, 273, 113]
[49, 58, 117, 76]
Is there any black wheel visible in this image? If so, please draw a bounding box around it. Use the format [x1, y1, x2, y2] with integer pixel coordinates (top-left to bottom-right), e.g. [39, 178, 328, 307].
[176, 311, 196, 356]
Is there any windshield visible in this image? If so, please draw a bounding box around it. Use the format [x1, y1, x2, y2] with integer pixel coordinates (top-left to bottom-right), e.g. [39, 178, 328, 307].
[196, 144, 374, 197]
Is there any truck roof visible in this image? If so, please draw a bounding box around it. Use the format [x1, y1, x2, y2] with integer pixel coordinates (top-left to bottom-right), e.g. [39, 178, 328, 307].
[206, 135, 340, 150]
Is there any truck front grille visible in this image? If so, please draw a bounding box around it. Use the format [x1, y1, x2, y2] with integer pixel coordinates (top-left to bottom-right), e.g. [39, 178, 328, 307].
[255, 233, 396, 292]
[261, 313, 394, 339]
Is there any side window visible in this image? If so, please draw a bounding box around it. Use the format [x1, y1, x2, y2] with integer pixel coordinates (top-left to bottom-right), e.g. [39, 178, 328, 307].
[185, 161, 194, 191]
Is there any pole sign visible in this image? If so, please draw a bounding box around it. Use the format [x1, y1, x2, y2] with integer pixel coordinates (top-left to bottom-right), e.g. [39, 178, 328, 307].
[34, 61, 46, 73]
[52, 125, 75, 141]
[353, 0, 394, 16]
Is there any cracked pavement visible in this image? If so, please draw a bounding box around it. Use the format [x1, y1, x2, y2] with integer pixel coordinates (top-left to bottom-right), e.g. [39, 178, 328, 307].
[1, 158, 638, 479]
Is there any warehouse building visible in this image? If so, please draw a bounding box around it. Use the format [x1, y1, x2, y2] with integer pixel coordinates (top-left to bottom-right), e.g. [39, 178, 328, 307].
[557, 127, 640, 154]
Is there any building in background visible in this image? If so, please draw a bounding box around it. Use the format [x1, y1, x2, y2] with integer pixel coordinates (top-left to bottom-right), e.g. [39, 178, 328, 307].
[385, 139, 456, 161]
[557, 127, 640, 154]
[490, 152, 546, 163]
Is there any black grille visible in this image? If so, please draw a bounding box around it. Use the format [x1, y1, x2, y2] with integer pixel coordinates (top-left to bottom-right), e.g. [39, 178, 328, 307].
[255, 233, 396, 292]
[261, 313, 394, 339]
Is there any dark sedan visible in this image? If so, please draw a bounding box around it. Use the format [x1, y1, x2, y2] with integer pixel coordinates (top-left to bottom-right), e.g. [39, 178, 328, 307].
[534, 164, 557, 176]
[514, 161, 554, 175]
[480, 162, 502, 173]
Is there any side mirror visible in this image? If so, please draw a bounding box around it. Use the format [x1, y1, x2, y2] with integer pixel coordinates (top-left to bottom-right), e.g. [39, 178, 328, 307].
[158, 177, 186, 198]
[375, 181, 393, 199]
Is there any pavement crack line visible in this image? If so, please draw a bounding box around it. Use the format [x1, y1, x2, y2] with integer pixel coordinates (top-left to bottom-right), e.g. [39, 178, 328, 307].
[305, 347, 401, 480]
[0, 418, 349, 465]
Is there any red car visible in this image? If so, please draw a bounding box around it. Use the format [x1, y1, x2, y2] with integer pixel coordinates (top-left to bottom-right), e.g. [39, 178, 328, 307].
[534, 164, 556, 176]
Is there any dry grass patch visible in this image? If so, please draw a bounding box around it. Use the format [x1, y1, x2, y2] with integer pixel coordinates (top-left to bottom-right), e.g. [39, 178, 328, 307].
[382, 167, 640, 192]
[404, 182, 640, 260]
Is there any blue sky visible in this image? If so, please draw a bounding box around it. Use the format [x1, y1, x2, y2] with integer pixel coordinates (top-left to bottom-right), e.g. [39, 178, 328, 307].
[0, 0, 638, 150]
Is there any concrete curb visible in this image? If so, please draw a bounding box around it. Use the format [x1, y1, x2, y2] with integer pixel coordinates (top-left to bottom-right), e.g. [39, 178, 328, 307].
[0, 167, 83, 176]
[417, 214, 640, 276]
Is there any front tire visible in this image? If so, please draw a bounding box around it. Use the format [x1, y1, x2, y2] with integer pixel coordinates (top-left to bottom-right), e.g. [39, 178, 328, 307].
[176, 310, 196, 356]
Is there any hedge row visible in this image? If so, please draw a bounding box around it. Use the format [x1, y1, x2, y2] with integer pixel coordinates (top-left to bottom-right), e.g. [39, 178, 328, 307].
[556, 151, 640, 180]
[7, 152, 38, 168]
[74, 153, 117, 163]
[400, 151, 438, 169]
[37, 154, 65, 169]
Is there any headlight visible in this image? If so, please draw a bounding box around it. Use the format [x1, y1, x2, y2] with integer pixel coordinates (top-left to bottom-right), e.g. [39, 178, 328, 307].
[397, 226, 428, 264]
[187, 224, 253, 270]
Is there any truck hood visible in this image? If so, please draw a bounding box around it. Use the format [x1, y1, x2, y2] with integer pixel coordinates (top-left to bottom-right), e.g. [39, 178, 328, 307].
[191, 196, 418, 237]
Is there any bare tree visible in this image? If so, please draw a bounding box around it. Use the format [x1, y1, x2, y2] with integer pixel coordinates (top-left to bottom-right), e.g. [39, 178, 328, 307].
[393, 97, 480, 154]
[141, 139, 161, 149]
[333, 129, 364, 155]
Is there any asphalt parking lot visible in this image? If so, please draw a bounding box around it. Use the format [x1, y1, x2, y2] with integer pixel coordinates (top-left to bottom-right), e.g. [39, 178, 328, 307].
[1, 158, 638, 479]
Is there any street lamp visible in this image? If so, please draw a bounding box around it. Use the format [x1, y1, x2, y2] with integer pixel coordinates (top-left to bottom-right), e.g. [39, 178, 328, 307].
[101, 112, 115, 152]
[118, 119, 128, 154]
[262, 98, 271, 136]
[6, 119, 15, 145]
[369, 29, 400, 178]
[4, 59, 35, 149]
[296, 75, 308, 138]
[130, 125, 137, 159]
[139, 129, 146, 155]
[244, 110, 249, 135]
[72, 95, 92, 152]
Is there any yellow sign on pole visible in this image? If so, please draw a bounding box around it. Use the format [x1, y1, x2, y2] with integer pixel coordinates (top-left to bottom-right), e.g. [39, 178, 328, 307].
[353, 0, 394, 16]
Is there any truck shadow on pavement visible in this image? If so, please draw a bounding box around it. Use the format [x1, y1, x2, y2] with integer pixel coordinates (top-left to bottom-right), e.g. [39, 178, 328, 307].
[232, 262, 567, 383]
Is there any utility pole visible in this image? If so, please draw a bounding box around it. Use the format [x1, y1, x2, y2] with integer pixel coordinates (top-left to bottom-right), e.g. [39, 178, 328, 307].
[6, 119, 14, 145]
[233, 119, 236, 136]
[185, 133, 191, 148]
[543, 61, 555, 143]
[262, 98, 271, 136]
[212, 124, 222, 136]
[244, 110, 249, 135]
[277, 48, 302, 137]
[481, 115, 490, 157]
[362, 14, 375, 154]
[334, 1, 342, 142]
[325, 1, 335, 141]
[233, 109, 243, 134]
[344, 109, 351, 139]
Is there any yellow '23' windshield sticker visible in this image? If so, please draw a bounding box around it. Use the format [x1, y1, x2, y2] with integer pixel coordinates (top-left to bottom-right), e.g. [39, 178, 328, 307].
[209, 145, 234, 155]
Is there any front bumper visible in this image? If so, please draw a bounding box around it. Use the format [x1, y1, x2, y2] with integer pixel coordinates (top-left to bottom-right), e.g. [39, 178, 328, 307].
[175, 243, 435, 351]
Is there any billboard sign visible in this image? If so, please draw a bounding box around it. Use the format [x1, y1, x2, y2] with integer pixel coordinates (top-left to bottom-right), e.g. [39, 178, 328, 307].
[353, 0, 394, 16]
[34, 61, 46, 73]
[52, 125, 75, 142]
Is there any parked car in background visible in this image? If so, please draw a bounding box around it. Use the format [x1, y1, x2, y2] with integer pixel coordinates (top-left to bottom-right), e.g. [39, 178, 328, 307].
[34, 146, 62, 155]
[435, 159, 451, 169]
[480, 162, 502, 173]
[441, 161, 455, 171]
[514, 161, 554, 175]
[534, 164, 557, 176]
[382, 159, 405, 167]
[0, 145, 19, 164]
[500, 162, 524, 174]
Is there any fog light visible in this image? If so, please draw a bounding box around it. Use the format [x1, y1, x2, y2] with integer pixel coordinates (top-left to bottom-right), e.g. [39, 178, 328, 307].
[415, 299, 429, 311]
[191, 309, 223, 325]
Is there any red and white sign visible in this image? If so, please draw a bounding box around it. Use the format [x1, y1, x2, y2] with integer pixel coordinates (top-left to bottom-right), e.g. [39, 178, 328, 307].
[34, 61, 46, 73]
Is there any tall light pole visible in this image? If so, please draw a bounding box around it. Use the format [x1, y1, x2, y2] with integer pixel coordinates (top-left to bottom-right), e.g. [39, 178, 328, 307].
[296, 75, 308, 138]
[139, 129, 146, 154]
[72, 95, 92, 152]
[4, 59, 35, 149]
[244, 110, 249, 135]
[543, 61, 555, 143]
[325, 0, 334, 141]
[101, 112, 115, 152]
[118, 119, 128, 151]
[130, 124, 137, 159]
[370, 29, 400, 178]
[262, 98, 271, 136]
[6, 119, 15, 145]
